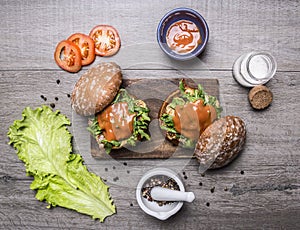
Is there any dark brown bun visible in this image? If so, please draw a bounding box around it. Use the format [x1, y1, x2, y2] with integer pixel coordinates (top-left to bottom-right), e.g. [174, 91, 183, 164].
[158, 89, 181, 146]
[248, 85, 273, 110]
[194, 116, 246, 169]
[71, 62, 122, 116]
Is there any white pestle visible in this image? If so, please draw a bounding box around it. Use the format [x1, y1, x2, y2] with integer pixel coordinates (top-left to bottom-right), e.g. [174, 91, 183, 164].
[150, 186, 195, 203]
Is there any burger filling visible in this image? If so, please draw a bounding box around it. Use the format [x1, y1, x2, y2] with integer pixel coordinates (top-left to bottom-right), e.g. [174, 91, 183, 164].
[160, 80, 222, 148]
[97, 102, 135, 141]
[173, 99, 217, 140]
[88, 89, 150, 153]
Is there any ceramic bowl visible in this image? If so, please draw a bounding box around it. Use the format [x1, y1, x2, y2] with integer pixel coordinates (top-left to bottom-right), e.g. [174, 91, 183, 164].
[136, 168, 185, 220]
[157, 7, 209, 61]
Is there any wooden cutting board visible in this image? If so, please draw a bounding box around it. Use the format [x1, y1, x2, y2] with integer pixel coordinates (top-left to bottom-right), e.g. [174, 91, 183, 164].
[91, 78, 219, 159]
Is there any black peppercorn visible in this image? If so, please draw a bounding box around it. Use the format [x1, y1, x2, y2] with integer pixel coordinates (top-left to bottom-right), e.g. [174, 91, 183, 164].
[142, 175, 180, 206]
[41, 95, 47, 101]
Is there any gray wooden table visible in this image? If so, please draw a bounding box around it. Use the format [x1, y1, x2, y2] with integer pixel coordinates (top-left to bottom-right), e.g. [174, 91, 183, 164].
[1, 0, 299, 229]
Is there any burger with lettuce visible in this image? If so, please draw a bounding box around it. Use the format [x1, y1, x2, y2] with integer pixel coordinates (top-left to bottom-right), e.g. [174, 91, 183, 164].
[159, 79, 222, 148]
[71, 62, 150, 154]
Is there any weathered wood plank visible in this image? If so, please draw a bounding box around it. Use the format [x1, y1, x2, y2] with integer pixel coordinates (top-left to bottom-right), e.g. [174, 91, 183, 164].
[1, 70, 299, 170]
[0, 163, 299, 229]
[1, 0, 300, 228]
[1, 69, 299, 229]
[0, 0, 299, 71]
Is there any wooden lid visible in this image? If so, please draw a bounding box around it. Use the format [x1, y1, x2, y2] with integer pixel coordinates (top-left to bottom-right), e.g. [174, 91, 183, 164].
[248, 85, 273, 110]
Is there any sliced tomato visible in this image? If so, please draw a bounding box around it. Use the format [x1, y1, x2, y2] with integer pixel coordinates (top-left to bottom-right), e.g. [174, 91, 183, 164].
[67, 33, 95, 66]
[89, 25, 121, 57]
[54, 40, 82, 73]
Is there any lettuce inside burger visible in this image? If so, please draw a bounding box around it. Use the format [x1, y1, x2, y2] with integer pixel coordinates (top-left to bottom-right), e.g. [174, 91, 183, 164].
[87, 89, 150, 153]
[159, 79, 222, 148]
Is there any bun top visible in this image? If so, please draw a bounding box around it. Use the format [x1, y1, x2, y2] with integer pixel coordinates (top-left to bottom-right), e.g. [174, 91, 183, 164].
[71, 62, 122, 116]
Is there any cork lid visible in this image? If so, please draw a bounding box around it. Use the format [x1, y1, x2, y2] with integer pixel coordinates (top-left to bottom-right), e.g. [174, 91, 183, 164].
[248, 85, 273, 109]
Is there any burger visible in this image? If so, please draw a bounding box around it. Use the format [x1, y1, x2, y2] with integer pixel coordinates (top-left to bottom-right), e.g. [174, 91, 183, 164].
[159, 79, 222, 148]
[87, 88, 150, 153]
[71, 62, 151, 153]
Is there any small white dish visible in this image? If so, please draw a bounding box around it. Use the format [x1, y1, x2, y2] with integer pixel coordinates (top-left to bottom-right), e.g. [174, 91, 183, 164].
[136, 168, 185, 220]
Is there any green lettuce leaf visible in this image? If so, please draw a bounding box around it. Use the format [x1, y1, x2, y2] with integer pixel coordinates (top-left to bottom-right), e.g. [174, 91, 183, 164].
[7, 106, 116, 221]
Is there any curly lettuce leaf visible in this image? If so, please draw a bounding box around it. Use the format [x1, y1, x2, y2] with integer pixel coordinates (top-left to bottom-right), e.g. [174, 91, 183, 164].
[8, 106, 116, 221]
[179, 80, 222, 117]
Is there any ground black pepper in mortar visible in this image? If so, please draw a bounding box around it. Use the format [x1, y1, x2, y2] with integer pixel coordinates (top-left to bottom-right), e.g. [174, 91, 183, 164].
[142, 175, 180, 206]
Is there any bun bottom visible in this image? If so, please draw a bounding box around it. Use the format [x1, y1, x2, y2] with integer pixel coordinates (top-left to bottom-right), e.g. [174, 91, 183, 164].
[158, 89, 183, 146]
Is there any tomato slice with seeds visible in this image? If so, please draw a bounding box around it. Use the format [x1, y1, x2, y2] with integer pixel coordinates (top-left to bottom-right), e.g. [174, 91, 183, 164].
[67, 33, 95, 66]
[89, 25, 121, 57]
[54, 40, 82, 73]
